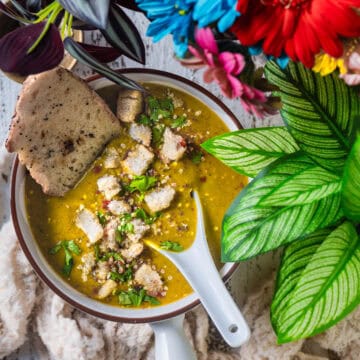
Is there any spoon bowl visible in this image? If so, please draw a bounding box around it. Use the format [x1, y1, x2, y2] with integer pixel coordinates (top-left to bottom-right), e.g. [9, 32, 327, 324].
[145, 191, 250, 347]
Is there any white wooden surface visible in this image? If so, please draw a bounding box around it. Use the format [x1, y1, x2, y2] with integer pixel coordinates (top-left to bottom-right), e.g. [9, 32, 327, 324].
[0, 12, 282, 360]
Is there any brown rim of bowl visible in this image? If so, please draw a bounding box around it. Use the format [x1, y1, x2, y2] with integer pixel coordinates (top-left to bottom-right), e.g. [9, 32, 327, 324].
[11, 68, 243, 323]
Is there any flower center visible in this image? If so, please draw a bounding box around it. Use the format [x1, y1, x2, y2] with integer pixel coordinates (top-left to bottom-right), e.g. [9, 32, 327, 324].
[174, 2, 188, 15]
[261, 0, 310, 8]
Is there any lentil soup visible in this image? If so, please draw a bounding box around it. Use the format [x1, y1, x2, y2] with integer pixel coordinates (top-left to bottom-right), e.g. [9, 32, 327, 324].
[25, 83, 246, 308]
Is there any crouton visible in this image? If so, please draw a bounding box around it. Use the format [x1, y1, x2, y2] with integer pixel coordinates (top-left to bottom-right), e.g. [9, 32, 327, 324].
[6, 67, 121, 196]
[129, 123, 152, 147]
[127, 219, 150, 243]
[97, 175, 121, 200]
[144, 185, 176, 213]
[117, 89, 143, 123]
[159, 128, 186, 164]
[121, 144, 154, 176]
[75, 208, 104, 244]
[121, 242, 144, 262]
[97, 279, 117, 299]
[94, 261, 110, 282]
[108, 200, 131, 216]
[78, 253, 96, 282]
[134, 264, 164, 297]
[101, 218, 120, 251]
[104, 147, 121, 169]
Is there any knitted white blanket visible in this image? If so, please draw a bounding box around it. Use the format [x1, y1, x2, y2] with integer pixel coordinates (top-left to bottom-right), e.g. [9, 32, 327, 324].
[0, 145, 359, 360]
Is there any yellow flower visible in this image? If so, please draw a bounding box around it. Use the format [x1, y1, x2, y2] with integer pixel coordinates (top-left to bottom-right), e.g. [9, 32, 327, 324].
[313, 54, 347, 76]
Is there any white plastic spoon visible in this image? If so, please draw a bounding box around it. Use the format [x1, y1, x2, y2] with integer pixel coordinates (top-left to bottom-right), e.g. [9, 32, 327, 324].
[146, 191, 250, 348]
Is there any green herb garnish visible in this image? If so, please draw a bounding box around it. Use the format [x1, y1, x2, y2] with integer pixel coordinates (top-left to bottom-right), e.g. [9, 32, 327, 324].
[109, 267, 133, 283]
[191, 151, 204, 164]
[134, 208, 161, 224]
[137, 113, 152, 126]
[128, 175, 157, 194]
[118, 288, 160, 306]
[171, 115, 187, 129]
[95, 246, 123, 262]
[114, 213, 136, 242]
[147, 96, 174, 122]
[152, 124, 165, 148]
[49, 240, 81, 276]
[96, 211, 107, 225]
[160, 241, 184, 252]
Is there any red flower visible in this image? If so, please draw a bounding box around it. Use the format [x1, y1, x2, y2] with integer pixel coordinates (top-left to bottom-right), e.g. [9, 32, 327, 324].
[232, 0, 360, 68]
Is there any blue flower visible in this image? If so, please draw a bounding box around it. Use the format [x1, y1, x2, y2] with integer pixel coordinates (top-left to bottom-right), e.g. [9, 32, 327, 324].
[135, 0, 196, 58]
[192, 0, 240, 33]
[249, 44, 289, 69]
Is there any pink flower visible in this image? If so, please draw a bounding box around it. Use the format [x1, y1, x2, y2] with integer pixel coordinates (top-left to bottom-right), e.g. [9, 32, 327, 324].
[340, 52, 360, 86]
[181, 27, 274, 118]
[187, 27, 245, 99]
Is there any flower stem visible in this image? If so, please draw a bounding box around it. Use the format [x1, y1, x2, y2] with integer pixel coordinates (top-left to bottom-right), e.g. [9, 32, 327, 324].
[27, 2, 63, 54]
[60, 10, 69, 39]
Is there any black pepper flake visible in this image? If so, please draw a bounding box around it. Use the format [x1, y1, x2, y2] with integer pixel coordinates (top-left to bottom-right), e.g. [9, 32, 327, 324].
[1, 173, 8, 183]
[62, 139, 75, 155]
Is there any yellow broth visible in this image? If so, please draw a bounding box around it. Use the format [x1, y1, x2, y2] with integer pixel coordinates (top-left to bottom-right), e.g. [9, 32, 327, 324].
[25, 83, 246, 308]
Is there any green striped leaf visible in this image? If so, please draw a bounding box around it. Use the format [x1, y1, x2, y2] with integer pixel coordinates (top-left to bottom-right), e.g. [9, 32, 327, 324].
[222, 154, 344, 261]
[272, 222, 360, 343]
[260, 164, 342, 207]
[264, 61, 360, 173]
[342, 135, 360, 221]
[201, 127, 299, 177]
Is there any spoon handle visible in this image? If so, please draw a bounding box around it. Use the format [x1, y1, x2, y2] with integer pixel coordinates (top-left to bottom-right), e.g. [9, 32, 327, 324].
[169, 191, 250, 347]
[174, 243, 250, 348]
[151, 315, 197, 360]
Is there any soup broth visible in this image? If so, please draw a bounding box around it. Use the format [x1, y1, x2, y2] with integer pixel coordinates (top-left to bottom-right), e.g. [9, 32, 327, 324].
[25, 83, 246, 308]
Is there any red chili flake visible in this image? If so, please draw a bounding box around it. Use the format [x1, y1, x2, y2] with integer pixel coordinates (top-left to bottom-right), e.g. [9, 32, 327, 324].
[200, 176, 207, 182]
[179, 139, 187, 147]
[93, 165, 102, 173]
[102, 200, 110, 209]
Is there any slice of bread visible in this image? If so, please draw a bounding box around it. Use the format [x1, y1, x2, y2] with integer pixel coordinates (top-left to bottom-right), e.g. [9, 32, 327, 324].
[6, 67, 121, 196]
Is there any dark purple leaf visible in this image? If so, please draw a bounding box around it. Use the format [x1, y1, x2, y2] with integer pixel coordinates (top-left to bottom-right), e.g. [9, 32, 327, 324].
[0, 22, 64, 75]
[113, 0, 142, 12]
[101, 3, 145, 64]
[64, 37, 144, 92]
[78, 43, 122, 63]
[71, 18, 97, 31]
[57, 0, 111, 30]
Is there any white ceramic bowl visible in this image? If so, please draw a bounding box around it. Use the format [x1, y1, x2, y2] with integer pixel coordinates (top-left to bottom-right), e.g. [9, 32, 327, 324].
[10, 69, 242, 323]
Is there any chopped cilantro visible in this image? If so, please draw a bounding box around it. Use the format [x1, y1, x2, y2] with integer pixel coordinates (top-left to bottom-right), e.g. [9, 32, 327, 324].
[96, 211, 107, 225]
[191, 151, 204, 164]
[147, 96, 174, 122]
[171, 115, 187, 129]
[115, 228, 123, 243]
[159, 98, 174, 112]
[152, 125, 165, 148]
[66, 240, 81, 255]
[94, 244, 101, 261]
[160, 241, 184, 252]
[137, 113, 152, 126]
[49, 240, 82, 276]
[95, 245, 122, 262]
[110, 268, 133, 283]
[100, 251, 123, 262]
[134, 208, 161, 224]
[115, 213, 135, 241]
[128, 175, 157, 194]
[118, 288, 160, 306]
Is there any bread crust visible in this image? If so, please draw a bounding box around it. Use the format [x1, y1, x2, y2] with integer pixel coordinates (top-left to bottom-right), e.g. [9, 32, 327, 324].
[6, 67, 121, 196]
